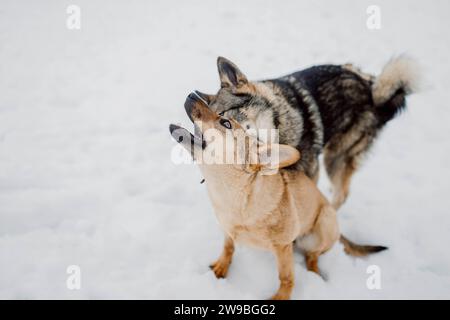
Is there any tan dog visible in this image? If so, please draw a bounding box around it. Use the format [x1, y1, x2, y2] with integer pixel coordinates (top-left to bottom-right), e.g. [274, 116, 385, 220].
[170, 93, 387, 300]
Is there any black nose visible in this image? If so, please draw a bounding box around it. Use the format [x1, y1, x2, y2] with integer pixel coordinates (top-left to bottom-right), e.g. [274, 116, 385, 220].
[184, 92, 203, 122]
[194, 90, 210, 104]
[184, 94, 194, 122]
[187, 92, 202, 103]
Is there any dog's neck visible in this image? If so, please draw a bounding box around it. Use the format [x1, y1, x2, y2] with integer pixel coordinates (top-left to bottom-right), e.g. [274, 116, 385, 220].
[199, 164, 285, 221]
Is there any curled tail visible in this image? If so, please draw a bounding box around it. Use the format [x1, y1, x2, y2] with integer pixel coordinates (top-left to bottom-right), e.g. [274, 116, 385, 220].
[372, 56, 420, 124]
[340, 235, 388, 257]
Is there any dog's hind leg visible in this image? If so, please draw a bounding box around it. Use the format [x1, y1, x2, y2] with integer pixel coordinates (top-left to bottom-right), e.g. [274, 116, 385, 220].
[210, 235, 235, 279]
[270, 243, 294, 300]
[305, 252, 320, 275]
[324, 153, 358, 210]
[324, 127, 376, 210]
[296, 205, 340, 278]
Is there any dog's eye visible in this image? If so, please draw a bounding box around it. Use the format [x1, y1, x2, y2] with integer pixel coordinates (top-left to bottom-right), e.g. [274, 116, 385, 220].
[220, 119, 232, 129]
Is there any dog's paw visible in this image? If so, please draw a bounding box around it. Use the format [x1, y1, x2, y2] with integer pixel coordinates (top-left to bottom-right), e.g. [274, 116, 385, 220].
[209, 260, 230, 279]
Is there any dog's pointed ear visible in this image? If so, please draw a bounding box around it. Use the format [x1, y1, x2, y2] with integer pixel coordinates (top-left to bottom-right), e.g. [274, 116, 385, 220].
[217, 56, 248, 89]
[257, 144, 300, 175]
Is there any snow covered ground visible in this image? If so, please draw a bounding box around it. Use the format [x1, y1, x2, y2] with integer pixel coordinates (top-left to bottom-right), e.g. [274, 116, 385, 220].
[1, 0, 450, 299]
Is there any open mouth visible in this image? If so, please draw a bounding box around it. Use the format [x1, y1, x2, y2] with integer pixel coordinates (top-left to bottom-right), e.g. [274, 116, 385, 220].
[169, 123, 205, 150]
[169, 92, 207, 150]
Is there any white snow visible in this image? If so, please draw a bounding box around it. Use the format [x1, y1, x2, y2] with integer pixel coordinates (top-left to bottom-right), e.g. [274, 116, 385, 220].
[1, 0, 450, 299]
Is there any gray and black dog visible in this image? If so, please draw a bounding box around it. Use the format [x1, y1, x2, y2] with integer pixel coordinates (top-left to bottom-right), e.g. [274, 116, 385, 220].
[195, 56, 419, 209]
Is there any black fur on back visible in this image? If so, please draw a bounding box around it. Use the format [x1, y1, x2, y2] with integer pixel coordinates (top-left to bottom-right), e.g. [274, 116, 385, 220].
[290, 65, 375, 144]
[211, 63, 410, 179]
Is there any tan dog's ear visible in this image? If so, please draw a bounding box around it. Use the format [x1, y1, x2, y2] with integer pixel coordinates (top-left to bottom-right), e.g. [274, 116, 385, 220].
[217, 56, 248, 88]
[257, 144, 300, 175]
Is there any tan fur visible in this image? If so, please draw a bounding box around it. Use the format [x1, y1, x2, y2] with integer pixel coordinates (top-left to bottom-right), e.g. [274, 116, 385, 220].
[179, 96, 340, 300]
[210, 235, 235, 278]
[271, 243, 294, 300]
[326, 155, 357, 210]
[305, 252, 320, 275]
[201, 153, 340, 300]
[172, 94, 388, 299]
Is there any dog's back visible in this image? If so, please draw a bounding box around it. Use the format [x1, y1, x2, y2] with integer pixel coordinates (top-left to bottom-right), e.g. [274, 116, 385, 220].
[287, 65, 374, 143]
[267, 58, 418, 207]
[210, 56, 419, 208]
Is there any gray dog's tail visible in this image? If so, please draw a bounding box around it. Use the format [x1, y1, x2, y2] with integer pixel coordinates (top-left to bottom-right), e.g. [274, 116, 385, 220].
[372, 56, 420, 124]
[340, 235, 388, 257]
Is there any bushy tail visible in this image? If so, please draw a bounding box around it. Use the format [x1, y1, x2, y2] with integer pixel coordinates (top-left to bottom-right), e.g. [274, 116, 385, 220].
[372, 56, 420, 124]
[340, 235, 388, 257]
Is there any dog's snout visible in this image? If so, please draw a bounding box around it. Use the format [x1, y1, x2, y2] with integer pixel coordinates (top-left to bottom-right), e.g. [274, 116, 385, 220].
[188, 92, 202, 103]
[194, 90, 211, 104]
[184, 91, 217, 124]
[184, 95, 195, 122]
[185, 92, 207, 122]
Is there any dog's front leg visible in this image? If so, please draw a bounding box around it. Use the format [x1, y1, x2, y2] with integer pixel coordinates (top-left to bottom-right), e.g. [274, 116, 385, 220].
[210, 235, 235, 278]
[270, 243, 294, 300]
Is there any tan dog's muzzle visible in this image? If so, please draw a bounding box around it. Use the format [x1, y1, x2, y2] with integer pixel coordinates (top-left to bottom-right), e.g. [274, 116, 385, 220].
[184, 92, 218, 124]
